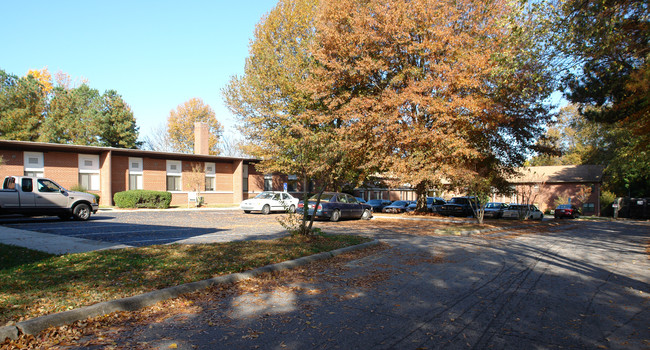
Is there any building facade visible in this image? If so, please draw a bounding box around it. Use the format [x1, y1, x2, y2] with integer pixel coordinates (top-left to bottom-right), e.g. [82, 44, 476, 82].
[0, 139, 280, 207]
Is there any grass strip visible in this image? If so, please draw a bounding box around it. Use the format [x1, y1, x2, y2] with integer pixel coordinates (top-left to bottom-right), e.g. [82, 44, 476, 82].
[0, 234, 369, 325]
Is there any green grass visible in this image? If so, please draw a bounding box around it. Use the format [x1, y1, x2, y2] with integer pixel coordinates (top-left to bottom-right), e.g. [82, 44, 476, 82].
[0, 234, 369, 325]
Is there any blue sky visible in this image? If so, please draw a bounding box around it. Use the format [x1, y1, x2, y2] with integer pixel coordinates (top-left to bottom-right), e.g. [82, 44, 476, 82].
[1, 1, 278, 141]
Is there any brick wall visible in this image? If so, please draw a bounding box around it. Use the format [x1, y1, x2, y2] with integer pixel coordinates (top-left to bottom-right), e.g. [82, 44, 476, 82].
[143, 158, 166, 191]
[44, 152, 79, 189]
[111, 155, 128, 195]
[0, 150, 24, 178]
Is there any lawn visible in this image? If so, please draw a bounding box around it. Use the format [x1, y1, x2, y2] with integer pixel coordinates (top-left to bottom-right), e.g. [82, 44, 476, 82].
[0, 234, 369, 325]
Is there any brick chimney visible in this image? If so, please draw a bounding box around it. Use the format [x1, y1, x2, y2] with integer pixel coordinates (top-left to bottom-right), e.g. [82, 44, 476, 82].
[194, 122, 210, 155]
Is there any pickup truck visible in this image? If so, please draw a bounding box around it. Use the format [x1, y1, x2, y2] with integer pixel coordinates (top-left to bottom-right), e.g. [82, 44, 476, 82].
[0, 176, 99, 220]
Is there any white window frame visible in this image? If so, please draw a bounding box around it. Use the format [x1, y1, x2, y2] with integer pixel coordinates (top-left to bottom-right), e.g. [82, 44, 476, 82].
[24, 151, 44, 177]
[205, 162, 216, 192]
[166, 160, 182, 192]
[129, 157, 143, 190]
[78, 154, 100, 191]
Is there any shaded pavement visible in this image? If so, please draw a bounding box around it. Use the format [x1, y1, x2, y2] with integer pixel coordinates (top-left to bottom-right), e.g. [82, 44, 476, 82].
[61, 220, 649, 349]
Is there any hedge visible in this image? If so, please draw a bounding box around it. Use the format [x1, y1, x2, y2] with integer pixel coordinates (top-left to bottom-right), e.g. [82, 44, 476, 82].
[113, 190, 172, 209]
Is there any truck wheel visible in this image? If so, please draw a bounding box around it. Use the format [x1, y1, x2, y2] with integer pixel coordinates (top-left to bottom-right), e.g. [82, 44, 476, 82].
[73, 203, 91, 221]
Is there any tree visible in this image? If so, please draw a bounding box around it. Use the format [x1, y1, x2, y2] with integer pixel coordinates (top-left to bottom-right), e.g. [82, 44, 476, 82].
[556, 0, 649, 140]
[308, 0, 555, 217]
[141, 123, 175, 153]
[223, 0, 347, 234]
[167, 98, 223, 155]
[39, 84, 101, 145]
[0, 70, 46, 141]
[97, 90, 140, 148]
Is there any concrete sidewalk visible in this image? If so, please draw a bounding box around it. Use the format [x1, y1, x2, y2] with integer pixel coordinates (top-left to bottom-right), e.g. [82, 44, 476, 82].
[0, 226, 131, 254]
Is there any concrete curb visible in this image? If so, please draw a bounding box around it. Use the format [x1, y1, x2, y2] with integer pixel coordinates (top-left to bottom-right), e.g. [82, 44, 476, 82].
[0, 239, 380, 342]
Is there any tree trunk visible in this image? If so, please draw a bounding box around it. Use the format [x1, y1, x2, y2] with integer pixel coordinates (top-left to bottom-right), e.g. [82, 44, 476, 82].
[415, 181, 428, 213]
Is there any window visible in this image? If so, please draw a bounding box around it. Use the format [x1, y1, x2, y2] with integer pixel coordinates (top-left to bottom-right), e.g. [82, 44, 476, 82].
[287, 174, 298, 192]
[129, 157, 143, 190]
[205, 162, 215, 191]
[21, 178, 33, 192]
[264, 174, 273, 191]
[37, 179, 61, 192]
[242, 164, 249, 192]
[78, 154, 100, 191]
[166, 160, 182, 191]
[24, 152, 44, 177]
[167, 176, 181, 191]
[582, 203, 595, 212]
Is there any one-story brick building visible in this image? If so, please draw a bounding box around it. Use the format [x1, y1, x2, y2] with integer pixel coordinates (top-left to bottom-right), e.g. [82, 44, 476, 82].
[0, 124, 292, 207]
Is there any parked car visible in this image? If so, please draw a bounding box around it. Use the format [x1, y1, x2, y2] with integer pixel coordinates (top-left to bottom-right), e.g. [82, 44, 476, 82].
[297, 192, 372, 222]
[240, 191, 299, 214]
[439, 197, 479, 217]
[366, 199, 392, 212]
[554, 204, 581, 219]
[382, 200, 414, 213]
[482, 202, 508, 219]
[0, 176, 99, 220]
[406, 197, 446, 213]
[502, 204, 544, 220]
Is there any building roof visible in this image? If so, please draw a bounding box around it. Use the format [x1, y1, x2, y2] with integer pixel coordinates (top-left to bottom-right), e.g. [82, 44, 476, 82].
[509, 165, 604, 184]
[0, 140, 258, 163]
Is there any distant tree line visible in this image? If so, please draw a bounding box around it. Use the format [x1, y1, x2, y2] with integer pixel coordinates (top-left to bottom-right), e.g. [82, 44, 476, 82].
[0, 67, 140, 148]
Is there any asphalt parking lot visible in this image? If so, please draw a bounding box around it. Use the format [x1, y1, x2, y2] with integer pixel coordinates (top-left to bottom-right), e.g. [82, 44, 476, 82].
[0, 209, 288, 247]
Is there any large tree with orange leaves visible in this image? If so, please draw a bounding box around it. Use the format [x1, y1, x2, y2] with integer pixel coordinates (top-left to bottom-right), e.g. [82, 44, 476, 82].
[309, 0, 555, 210]
[225, 0, 555, 222]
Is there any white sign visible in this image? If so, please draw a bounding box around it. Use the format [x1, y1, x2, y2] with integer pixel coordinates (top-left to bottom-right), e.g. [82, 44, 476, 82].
[637, 200, 644, 205]
[188, 192, 198, 201]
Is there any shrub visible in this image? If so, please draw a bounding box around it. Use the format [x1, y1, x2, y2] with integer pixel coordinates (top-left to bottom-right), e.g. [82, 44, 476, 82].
[70, 184, 100, 203]
[113, 190, 172, 209]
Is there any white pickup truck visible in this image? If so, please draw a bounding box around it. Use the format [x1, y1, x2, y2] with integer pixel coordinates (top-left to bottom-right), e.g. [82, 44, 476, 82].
[0, 176, 99, 220]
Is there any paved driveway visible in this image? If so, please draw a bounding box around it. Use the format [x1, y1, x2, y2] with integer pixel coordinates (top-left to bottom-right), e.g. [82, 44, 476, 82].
[69, 219, 649, 349]
[0, 209, 285, 247]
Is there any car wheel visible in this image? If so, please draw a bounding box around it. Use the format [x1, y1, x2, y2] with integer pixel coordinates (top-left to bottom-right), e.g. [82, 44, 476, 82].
[539, 214, 544, 220]
[244, 210, 251, 214]
[360, 209, 371, 220]
[261, 205, 271, 215]
[288, 204, 296, 213]
[72, 203, 91, 221]
[330, 209, 341, 222]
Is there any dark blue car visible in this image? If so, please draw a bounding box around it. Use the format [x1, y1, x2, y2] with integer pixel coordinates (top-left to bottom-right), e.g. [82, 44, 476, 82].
[298, 192, 373, 222]
[366, 199, 392, 212]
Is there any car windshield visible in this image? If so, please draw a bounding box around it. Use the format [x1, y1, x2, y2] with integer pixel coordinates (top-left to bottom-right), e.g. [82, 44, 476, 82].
[309, 193, 334, 202]
[254, 192, 275, 200]
[391, 201, 409, 206]
[485, 203, 501, 209]
[557, 204, 572, 209]
[367, 200, 382, 205]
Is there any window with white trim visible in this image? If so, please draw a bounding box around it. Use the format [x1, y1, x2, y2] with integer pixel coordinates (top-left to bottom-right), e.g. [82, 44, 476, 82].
[129, 157, 143, 190]
[205, 162, 215, 191]
[264, 174, 273, 191]
[78, 154, 100, 191]
[24, 151, 44, 177]
[166, 160, 182, 191]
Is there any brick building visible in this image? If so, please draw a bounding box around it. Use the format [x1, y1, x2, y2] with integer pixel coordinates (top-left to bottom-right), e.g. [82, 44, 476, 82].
[0, 124, 289, 206]
[501, 165, 605, 216]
